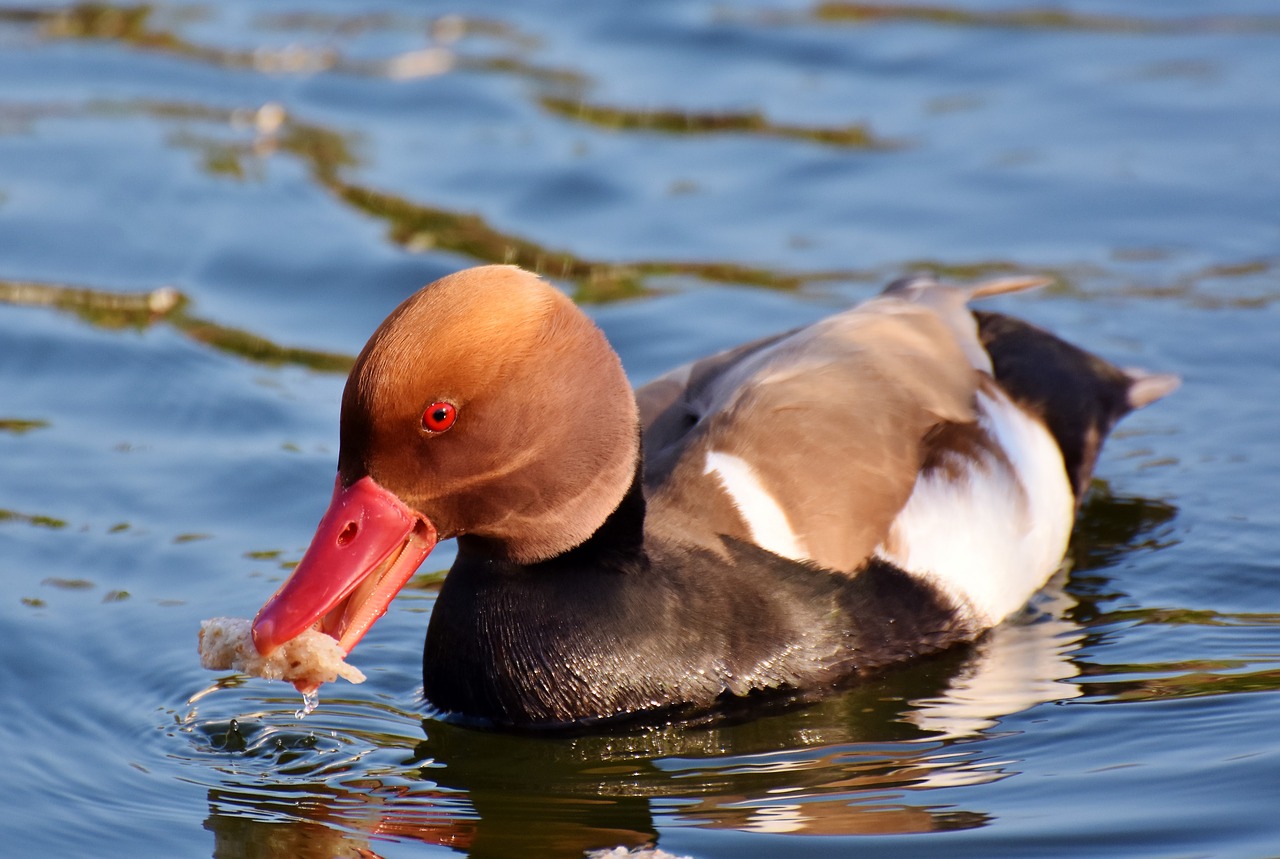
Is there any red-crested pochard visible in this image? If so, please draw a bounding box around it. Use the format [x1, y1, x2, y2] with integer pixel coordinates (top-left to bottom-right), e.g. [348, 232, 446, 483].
[251, 265, 1177, 728]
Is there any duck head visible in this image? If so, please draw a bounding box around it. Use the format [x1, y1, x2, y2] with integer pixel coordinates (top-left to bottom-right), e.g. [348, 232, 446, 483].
[252, 266, 639, 657]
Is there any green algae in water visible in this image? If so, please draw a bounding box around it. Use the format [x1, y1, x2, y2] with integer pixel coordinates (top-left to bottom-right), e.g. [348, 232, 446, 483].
[0, 508, 68, 528]
[0, 418, 48, 434]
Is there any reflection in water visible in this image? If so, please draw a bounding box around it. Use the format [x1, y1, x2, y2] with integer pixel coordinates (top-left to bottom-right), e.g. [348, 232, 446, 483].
[190, 486, 1188, 857]
[0, 417, 48, 433]
[9, 94, 1276, 309]
[0, 507, 68, 528]
[12, 3, 1279, 80]
[795, 4, 1280, 34]
[898, 483, 1180, 739]
[7, 91, 1275, 307]
[0, 4, 1076, 304]
[4, 3, 1278, 306]
[0, 277, 182, 327]
[329, 179, 833, 303]
[206, 782, 476, 858]
[905, 575, 1082, 739]
[538, 96, 903, 151]
[0, 95, 874, 302]
[201, 696, 990, 858]
[1065, 481, 1179, 615]
[0, 278, 354, 372]
[11, 2, 589, 86]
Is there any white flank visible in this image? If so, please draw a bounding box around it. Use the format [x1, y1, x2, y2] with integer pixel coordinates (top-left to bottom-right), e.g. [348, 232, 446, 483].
[704, 450, 808, 561]
[876, 387, 1075, 627]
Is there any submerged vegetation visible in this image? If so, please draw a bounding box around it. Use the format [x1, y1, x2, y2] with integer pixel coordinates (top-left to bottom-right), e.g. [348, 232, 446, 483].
[0, 508, 68, 529]
[539, 97, 903, 151]
[0, 278, 355, 372]
[0, 2, 1274, 357]
[0, 418, 49, 434]
[2, 91, 1274, 363]
[799, 3, 1280, 34]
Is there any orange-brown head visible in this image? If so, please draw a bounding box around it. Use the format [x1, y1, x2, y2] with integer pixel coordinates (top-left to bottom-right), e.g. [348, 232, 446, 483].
[252, 266, 639, 669]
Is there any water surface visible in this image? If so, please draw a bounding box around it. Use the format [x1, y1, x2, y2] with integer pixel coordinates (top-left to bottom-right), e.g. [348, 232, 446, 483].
[2, 1, 1279, 857]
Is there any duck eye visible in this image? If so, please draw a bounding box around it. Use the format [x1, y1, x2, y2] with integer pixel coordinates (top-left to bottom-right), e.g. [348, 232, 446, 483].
[421, 401, 457, 434]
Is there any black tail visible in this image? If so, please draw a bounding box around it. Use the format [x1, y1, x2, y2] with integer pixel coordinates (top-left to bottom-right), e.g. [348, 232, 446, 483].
[975, 310, 1178, 500]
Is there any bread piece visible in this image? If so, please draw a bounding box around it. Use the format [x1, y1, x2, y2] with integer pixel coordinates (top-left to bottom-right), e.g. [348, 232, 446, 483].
[199, 616, 365, 689]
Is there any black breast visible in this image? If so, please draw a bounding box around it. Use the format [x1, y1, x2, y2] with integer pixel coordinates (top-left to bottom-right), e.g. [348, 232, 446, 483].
[422, 537, 974, 729]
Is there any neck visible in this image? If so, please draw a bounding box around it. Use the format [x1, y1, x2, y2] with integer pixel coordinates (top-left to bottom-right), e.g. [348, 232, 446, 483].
[456, 430, 648, 573]
[535, 453, 647, 571]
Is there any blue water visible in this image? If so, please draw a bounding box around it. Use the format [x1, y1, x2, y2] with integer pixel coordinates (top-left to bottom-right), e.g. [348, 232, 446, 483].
[2, 1, 1279, 857]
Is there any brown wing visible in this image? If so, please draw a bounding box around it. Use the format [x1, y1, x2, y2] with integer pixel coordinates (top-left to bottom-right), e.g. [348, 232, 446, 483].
[639, 295, 982, 573]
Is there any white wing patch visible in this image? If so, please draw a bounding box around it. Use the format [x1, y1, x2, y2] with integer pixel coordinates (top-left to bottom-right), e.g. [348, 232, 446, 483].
[703, 450, 808, 562]
[876, 387, 1075, 627]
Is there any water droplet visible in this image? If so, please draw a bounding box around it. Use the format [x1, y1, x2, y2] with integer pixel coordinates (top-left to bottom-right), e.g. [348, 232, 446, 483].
[294, 690, 319, 719]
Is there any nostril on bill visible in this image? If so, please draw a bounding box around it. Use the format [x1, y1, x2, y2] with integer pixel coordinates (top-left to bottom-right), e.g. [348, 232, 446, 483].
[336, 521, 359, 546]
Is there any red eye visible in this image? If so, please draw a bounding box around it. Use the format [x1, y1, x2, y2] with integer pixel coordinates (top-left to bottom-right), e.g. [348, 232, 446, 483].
[421, 401, 457, 433]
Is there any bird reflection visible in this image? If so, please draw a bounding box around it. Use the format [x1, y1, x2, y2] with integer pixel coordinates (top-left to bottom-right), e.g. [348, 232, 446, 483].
[201, 486, 1177, 858]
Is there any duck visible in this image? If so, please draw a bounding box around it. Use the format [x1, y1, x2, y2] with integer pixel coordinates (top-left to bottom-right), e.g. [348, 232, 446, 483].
[250, 264, 1177, 729]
